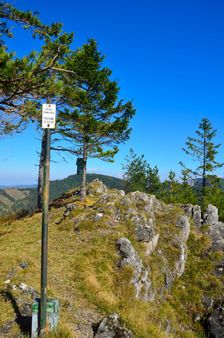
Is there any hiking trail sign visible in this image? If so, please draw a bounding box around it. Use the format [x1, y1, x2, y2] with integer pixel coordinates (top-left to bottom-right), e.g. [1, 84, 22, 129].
[42, 104, 56, 129]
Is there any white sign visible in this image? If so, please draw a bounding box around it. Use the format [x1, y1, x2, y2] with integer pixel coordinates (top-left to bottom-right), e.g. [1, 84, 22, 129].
[42, 103, 56, 129]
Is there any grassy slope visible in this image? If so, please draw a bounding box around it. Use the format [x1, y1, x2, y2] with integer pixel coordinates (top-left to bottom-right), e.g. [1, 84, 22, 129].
[0, 186, 223, 337]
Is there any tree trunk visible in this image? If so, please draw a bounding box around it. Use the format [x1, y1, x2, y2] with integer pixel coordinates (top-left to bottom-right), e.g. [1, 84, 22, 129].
[37, 131, 46, 209]
[202, 132, 206, 210]
[80, 147, 87, 201]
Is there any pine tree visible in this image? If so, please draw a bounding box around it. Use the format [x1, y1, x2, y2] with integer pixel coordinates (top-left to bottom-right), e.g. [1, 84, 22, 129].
[159, 170, 182, 204]
[0, 1, 72, 135]
[0, 2, 74, 207]
[204, 175, 224, 220]
[122, 149, 148, 192]
[180, 118, 223, 209]
[179, 168, 197, 204]
[57, 40, 135, 200]
[146, 165, 161, 195]
[122, 149, 162, 195]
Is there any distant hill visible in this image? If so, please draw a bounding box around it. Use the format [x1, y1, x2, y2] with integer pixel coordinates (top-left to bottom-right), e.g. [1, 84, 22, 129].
[193, 177, 224, 192]
[49, 173, 125, 200]
[0, 184, 37, 189]
[0, 174, 125, 216]
[0, 188, 33, 215]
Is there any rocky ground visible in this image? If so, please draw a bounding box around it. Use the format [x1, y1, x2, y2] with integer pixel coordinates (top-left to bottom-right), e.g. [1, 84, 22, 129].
[0, 179, 224, 337]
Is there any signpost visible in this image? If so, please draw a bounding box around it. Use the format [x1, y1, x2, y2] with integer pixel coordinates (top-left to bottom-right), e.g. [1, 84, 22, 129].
[40, 102, 56, 335]
[42, 104, 56, 129]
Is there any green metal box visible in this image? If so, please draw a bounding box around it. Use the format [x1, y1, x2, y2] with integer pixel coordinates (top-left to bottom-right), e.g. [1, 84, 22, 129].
[31, 298, 59, 337]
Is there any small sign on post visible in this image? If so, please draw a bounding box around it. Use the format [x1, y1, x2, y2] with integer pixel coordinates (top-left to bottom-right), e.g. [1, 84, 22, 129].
[42, 104, 56, 129]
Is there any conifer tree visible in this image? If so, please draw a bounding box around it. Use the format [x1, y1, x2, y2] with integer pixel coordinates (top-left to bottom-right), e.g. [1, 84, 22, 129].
[122, 149, 162, 195]
[204, 175, 224, 220]
[1, 2, 73, 207]
[122, 149, 148, 192]
[58, 40, 135, 200]
[146, 165, 161, 195]
[179, 168, 197, 204]
[159, 170, 181, 203]
[180, 118, 223, 209]
[0, 1, 72, 135]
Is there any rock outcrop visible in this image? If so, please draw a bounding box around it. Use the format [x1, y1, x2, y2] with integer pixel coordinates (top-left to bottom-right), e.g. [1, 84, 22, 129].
[203, 204, 219, 227]
[203, 204, 224, 251]
[116, 238, 154, 301]
[192, 205, 202, 227]
[181, 204, 202, 227]
[64, 203, 78, 217]
[94, 313, 133, 338]
[208, 221, 224, 251]
[87, 179, 108, 195]
[89, 185, 194, 297]
[175, 215, 190, 277]
[118, 192, 161, 256]
[182, 203, 224, 252]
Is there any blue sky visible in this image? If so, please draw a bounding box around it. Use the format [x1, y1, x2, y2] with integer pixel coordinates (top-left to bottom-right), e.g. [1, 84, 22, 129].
[1, 0, 224, 185]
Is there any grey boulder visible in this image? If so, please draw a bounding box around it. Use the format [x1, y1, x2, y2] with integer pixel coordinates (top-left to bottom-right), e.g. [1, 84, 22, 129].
[94, 313, 133, 338]
[203, 204, 219, 226]
[116, 238, 154, 301]
[205, 303, 224, 338]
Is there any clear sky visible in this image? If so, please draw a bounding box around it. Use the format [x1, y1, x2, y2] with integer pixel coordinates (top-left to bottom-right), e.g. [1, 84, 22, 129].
[1, 0, 224, 185]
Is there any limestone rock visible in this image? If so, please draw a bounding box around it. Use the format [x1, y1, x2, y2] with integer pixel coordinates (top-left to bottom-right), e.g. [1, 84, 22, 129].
[203, 296, 214, 311]
[94, 313, 133, 338]
[201, 205, 224, 251]
[209, 221, 224, 251]
[132, 214, 155, 242]
[124, 208, 137, 220]
[205, 303, 224, 338]
[94, 192, 124, 218]
[175, 242, 188, 277]
[119, 195, 132, 208]
[119, 192, 160, 254]
[203, 204, 219, 226]
[175, 216, 190, 277]
[176, 216, 190, 242]
[192, 205, 202, 227]
[116, 238, 142, 283]
[145, 233, 160, 256]
[87, 179, 107, 195]
[181, 204, 193, 217]
[64, 203, 77, 217]
[181, 204, 202, 227]
[96, 191, 125, 207]
[95, 213, 104, 221]
[164, 269, 175, 289]
[128, 191, 151, 203]
[120, 191, 161, 214]
[116, 238, 154, 301]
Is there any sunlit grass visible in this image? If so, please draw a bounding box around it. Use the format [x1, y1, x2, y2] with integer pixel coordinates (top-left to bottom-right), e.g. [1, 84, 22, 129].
[0, 188, 223, 337]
